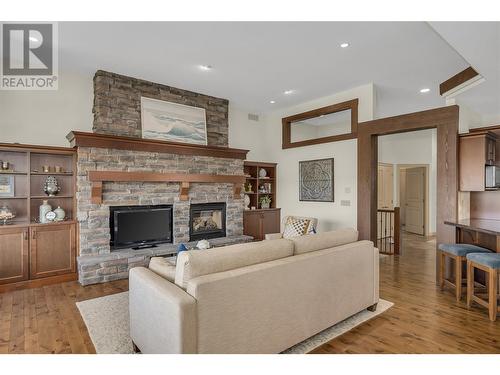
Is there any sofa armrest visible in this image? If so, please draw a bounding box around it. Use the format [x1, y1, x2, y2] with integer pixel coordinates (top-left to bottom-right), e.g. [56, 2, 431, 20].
[264, 233, 283, 240]
[129, 267, 197, 353]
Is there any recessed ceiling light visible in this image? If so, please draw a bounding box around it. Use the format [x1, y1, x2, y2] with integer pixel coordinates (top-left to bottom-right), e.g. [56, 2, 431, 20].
[340, 42, 350, 48]
[269, 100, 276, 104]
[420, 88, 430, 93]
[199, 65, 212, 71]
[283, 90, 294, 95]
[29, 36, 39, 42]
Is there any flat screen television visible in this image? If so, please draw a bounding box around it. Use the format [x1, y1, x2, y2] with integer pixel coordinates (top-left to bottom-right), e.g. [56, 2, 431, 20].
[110, 204, 173, 250]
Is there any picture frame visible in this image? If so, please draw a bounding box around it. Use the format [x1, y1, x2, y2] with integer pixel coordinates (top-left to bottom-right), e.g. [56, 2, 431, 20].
[299, 158, 334, 202]
[0, 175, 15, 197]
[141, 97, 208, 145]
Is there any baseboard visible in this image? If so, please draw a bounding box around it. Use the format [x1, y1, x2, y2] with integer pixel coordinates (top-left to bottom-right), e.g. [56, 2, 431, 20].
[0, 273, 78, 293]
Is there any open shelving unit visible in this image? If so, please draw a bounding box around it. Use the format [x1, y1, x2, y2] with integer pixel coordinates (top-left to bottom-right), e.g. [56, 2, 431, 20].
[0, 143, 78, 290]
[0, 144, 76, 225]
[243, 161, 277, 210]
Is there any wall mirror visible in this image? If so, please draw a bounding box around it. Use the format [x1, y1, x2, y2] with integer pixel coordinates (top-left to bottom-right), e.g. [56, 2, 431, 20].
[282, 99, 358, 149]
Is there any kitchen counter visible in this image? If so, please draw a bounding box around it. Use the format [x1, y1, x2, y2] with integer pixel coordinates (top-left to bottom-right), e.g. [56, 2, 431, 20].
[445, 219, 500, 252]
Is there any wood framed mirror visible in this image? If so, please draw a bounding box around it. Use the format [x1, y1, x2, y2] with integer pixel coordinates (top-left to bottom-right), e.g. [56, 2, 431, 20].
[282, 98, 358, 149]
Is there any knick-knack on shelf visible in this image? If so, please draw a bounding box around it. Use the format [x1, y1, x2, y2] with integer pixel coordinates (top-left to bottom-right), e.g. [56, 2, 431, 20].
[44, 176, 60, 196]
[54, 206, 66, 221]
[39, 200, 52, 224]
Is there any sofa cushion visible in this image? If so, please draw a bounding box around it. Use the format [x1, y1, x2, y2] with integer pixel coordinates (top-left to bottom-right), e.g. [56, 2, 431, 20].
[149, 257, 176, 282]
[174, 238, 294, 289]
[291, 228, 359, 255]
[282, 216, 312, 239]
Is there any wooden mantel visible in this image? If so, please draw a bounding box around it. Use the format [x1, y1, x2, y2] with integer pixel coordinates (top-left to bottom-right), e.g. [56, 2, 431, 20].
[66, 131, 249, 160]
[88, 171, 246, 204]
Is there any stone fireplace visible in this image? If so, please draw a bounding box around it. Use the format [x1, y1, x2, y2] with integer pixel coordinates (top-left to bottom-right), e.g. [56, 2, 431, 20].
[72, 71, 251, 285]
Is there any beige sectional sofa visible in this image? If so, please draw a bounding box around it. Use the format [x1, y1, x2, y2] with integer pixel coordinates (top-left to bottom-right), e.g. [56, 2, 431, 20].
[129, 228, 379, 354]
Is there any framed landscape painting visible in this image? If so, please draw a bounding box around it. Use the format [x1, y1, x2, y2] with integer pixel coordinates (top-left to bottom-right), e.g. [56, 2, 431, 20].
[141, 97, 208, 145]
[299, 158, 334, 202]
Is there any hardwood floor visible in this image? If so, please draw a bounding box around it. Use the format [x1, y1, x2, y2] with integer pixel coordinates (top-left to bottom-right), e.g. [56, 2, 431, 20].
[0, 278, 128, 354]
[0, 233, 499, 354]
[313, 233, 500, 354]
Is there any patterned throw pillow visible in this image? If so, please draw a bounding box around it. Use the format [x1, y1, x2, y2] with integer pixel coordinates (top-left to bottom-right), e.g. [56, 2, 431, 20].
[282, 217, 312, 239]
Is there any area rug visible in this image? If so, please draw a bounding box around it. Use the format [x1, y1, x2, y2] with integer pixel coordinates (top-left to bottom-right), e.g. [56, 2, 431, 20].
[77, 292, 393, 354]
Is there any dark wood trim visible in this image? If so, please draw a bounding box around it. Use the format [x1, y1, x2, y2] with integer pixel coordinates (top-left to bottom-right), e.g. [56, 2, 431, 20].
[0, 272, 77, 293]
[439, 67, 479, 96]
[282, 99, 358, 149]
[469, 124, 500, 133]
[0, 142, 75, 154]
[66, 131, 249, 160]
[357, 105, 459, 283]
[88, 170, 247, 204]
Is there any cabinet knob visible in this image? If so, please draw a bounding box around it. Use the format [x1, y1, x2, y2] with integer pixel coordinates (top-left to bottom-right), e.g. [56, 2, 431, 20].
[32, 230, 36, 239]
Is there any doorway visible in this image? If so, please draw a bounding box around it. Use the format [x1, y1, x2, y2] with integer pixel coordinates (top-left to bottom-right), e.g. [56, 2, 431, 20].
[398, 165, 430, 236]
[358, 106, 459, 282]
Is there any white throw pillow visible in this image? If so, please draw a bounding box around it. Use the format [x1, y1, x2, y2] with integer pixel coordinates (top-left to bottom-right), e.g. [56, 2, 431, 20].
[282, 217, 312, 239]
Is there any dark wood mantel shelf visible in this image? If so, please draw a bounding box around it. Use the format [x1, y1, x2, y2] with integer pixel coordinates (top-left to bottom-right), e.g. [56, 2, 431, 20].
[88, 171, 246, 204]
[66, 131, 249, 160]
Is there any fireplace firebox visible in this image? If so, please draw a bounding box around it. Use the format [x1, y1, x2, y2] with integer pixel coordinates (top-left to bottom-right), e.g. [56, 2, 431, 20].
[189, 203, 226, 241]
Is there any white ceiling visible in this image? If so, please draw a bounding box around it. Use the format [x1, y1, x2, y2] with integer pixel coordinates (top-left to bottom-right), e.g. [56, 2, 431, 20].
[429, 22, 500, 125]
[58, 22, 497, 120]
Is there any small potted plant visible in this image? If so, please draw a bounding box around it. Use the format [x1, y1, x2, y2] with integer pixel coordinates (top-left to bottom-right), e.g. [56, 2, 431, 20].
[259, 195, 271, 209]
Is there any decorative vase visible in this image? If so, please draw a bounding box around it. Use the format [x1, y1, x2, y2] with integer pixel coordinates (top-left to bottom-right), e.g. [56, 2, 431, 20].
[0, 204, 15, 225]
[44, 176, 60, 196]
[39, 200, 52, 224]
[261, 202, 270, 209]
[259, 168, 267, 178]
[54, 206, 66, 221]
[244, 194, 250, 210]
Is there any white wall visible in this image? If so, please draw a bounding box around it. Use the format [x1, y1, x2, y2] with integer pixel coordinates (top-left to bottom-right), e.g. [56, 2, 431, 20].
[228, 107, 272, 161]
[0, 71, 94, 147]
[378, 129, 437, 234]
[247, 84, 376, 232]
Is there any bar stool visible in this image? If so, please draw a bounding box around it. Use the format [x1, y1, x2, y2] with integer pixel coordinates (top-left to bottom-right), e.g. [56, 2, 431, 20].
[438, 243, 492, 301]
[466, 253, 500, 321]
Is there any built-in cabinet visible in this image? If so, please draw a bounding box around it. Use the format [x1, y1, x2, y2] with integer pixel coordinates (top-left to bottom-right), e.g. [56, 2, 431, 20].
[459, 131, 500, 191]
[243, 161, 281, 240]
[0, 227, 29, 284]
[0, 143, 77, 289]
[243, 208, 281, 241]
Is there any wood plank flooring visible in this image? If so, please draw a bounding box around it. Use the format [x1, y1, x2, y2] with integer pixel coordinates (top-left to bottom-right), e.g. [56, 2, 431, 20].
[0, 233, 499, 354]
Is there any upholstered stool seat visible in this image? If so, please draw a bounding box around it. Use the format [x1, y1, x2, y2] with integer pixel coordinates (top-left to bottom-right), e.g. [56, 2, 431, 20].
[438, 243, 492, 257]
[438, 243, 492, 302]
[466, 253, 500, 269]
[466, 253, 500, 321]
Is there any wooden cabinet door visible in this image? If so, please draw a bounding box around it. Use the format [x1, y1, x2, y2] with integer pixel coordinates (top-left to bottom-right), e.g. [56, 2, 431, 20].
[260, 209, 281, 238]
[0, 227, 29, 284]
[243, 211, 261, 240]
[30, 223, 76, 279]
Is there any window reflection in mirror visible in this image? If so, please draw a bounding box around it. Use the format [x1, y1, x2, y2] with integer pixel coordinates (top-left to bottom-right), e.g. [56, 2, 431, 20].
[290, 109, 352, 143]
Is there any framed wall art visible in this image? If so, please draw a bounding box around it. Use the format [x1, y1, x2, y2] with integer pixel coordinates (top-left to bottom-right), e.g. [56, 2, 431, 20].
[299, 158, 334, 202]
[0, 175, 15, 197]
[141, 97, 208, 145]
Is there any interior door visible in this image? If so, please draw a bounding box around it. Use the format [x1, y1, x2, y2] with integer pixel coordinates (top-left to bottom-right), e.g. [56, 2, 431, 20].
[405, 167, 425, 235]
[377, 163, 394, 209]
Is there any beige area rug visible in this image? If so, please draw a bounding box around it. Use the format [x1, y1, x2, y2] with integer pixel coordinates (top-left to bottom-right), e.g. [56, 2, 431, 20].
[77, 292, 393, 354]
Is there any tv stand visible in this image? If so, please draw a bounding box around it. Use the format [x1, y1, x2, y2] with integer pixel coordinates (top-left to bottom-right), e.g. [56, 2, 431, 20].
[132, 244, 158, 250]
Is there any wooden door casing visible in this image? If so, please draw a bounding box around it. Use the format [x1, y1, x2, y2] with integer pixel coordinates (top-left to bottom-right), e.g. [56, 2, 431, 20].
[30, 223, 76, 279]
[0, 227, 29, 284]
